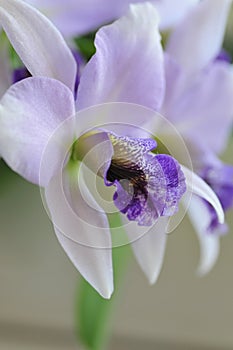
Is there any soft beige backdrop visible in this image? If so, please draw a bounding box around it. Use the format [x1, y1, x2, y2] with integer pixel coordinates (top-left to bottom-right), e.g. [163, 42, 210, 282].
[0, 140, 232, 350]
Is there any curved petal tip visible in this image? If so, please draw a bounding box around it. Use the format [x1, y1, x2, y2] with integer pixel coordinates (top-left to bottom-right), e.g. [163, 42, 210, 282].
[181, 165, 224, 224]
[185, 195, 220, 276]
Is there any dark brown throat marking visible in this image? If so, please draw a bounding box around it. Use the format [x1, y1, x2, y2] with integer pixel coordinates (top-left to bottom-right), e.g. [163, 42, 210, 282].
[106, 158, 148, 197]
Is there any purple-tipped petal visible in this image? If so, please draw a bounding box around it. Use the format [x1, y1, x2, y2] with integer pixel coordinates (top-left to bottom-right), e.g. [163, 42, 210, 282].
[166, 0, 232, 75]
[45, 166, 113, 298]
[0, 0, 77, 91]
[0, 77, 75, 185]
[76, 3, 164, 110]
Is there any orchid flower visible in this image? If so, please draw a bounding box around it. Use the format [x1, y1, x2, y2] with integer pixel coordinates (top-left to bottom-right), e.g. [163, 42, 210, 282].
[0, 0, 224, 297]
[23, 0, 199, 37]
[136, 0, 233, 280]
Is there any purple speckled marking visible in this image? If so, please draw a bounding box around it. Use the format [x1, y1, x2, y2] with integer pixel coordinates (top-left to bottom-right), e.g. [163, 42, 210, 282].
[105, 133, 186, 226]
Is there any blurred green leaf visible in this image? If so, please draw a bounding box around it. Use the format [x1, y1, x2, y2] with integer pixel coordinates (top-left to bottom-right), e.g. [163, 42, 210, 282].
[0, 30, 23, 69]
[9, 45, 23, 69]
[161, 30, 170, 49]
[223, 5, 233, 61]
[0, 160, 21, 194]
[74, 33, 96, 61]
[75, 212, 131, 350]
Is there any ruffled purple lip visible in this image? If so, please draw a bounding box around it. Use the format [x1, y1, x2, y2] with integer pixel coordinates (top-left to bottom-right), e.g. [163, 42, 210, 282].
[105, 134, 186, 226]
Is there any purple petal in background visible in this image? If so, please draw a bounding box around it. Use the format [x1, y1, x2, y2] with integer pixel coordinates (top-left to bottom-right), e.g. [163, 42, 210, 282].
[163, 61, 233, 154]
[12, 66, 30, 84]
[204, 203, 228, 235]
[201, 162, 233, 234]
[26, 0, 199, 37]
[215, 49, 232, 63]
[12, 49, 82, 96]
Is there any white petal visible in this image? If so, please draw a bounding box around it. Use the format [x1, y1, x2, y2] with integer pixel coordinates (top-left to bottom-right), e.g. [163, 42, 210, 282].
[185, 195, 220, 275]
[74, 102, 165, 140]
[125, 217, 168, 284]
[181, 165, 224, 224]
[44, 166, 113, 298]
[0, 0, 77, 91]
[75, 131, 114, 178]
[0, 77, 75, 186]
[166, 0, 232, 74]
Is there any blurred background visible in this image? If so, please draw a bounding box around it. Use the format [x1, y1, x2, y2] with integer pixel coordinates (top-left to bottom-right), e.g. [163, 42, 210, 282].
[1, 3, 233, 350]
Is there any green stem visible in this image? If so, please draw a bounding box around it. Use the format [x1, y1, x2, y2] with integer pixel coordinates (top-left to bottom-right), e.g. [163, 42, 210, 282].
[75, 212, 130, 350]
